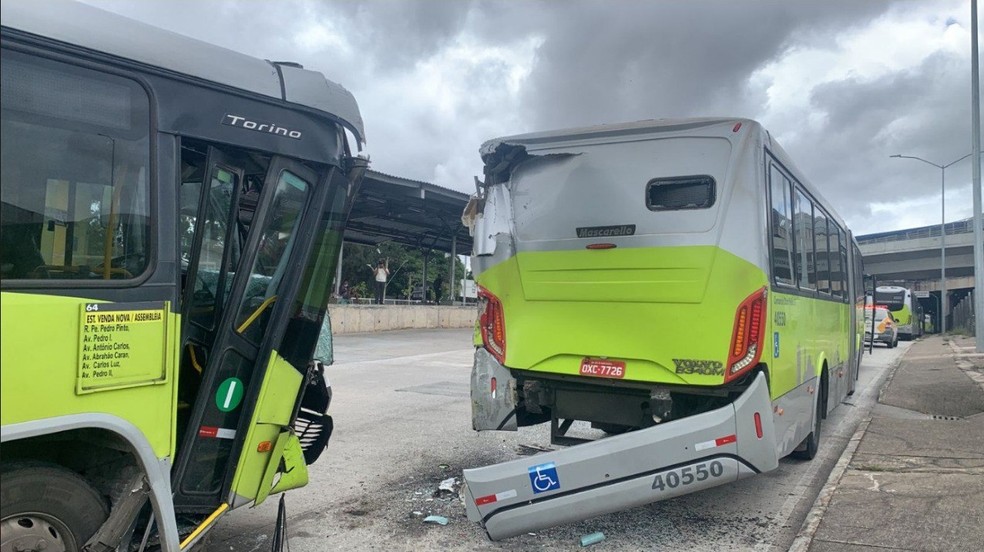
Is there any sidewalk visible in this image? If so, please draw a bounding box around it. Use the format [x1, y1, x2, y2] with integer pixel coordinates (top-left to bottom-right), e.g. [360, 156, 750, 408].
[802, 335, 984, 551]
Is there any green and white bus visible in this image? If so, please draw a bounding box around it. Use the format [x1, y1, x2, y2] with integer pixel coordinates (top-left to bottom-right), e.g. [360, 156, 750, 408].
[875, 285, 923, 340]
[461, 118, 865, 539]
[1, 2, 367, 550]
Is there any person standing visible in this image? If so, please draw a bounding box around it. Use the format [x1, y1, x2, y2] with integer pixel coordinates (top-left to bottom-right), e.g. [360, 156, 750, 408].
[339, 280, 350, 304]
[370, 259, 389, 305]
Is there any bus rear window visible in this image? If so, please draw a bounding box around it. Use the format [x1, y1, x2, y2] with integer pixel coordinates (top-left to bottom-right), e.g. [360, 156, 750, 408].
[646, 175, 715, 211]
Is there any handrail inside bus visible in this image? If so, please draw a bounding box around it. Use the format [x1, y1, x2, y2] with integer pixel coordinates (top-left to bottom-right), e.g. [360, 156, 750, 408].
[236, 295, 278, 334]
[102, 164, 127, 280]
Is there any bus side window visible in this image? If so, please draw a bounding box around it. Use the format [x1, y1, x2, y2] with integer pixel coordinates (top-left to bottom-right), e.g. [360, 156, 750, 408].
[0, 49, 150, 282]
[827, 221, 843, 298]
[793, 188, 816, 291]
[814, 209, 830, 295]
[769, 165, 794, 286]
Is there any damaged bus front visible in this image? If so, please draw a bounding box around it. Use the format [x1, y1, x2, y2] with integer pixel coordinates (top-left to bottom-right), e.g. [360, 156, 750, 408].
[461, 119, 862, 540]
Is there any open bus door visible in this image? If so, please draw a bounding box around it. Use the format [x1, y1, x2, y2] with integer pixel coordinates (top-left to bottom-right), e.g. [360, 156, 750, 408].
[172, 150, 329, 515]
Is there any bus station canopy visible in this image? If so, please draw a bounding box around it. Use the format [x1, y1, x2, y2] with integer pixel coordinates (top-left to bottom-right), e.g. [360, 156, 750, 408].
[345, 170, 473, 255]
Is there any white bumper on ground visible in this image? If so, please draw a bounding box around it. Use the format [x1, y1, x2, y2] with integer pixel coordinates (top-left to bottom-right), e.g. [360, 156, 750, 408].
[462, 371, 779, 540]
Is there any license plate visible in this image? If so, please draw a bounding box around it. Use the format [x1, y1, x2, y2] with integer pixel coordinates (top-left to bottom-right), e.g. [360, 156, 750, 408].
[579, 358, 626, 379]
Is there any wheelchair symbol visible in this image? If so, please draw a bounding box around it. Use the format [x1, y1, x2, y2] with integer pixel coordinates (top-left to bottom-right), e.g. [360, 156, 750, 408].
[527, 462, 560, 494]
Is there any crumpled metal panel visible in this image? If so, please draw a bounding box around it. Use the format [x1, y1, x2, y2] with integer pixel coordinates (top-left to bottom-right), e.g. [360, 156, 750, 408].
[471, 348, 518, 431]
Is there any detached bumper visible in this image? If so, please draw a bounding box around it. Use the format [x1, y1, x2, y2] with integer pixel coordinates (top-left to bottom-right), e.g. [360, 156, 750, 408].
[462, 371, 778, 540]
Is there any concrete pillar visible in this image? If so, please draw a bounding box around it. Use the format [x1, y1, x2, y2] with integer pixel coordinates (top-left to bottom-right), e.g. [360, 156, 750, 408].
[449, 235, 457, 305]
[422, 251, 428, 303]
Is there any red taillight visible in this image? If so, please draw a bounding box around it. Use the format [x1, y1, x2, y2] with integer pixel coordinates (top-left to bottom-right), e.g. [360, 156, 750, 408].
[726, 287, 767, 383]
[478, 286, 506, 365]
[754, 412, 763, 439]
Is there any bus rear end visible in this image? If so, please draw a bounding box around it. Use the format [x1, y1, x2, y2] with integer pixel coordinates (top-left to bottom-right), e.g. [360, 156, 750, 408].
[470, 120, 770, 436]
[463, 120, 779, 539]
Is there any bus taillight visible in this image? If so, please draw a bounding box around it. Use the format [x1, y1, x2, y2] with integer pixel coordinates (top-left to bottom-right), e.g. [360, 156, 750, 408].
[726, 287, 767, 383]
[479, 286, 507, 365]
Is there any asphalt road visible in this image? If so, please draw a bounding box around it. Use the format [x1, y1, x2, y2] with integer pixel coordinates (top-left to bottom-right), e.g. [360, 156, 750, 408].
[209, 329, 909, 552]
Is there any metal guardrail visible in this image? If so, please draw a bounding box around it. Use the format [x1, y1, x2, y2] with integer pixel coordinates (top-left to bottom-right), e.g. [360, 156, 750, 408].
[952, 292, 977, 335]
[856, 219, 975, 245]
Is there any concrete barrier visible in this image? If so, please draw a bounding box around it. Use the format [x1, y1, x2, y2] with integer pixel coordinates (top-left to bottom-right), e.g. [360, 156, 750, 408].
[328, 304, 478, 334]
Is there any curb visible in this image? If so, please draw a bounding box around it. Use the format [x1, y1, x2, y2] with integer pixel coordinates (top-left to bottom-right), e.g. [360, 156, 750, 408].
[787, 417, 870, 552]
[788, 340, 915, 552]
[947, 338, 984, 394]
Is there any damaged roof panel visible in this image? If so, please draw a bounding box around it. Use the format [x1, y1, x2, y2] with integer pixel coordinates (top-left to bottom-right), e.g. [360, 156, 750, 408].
[480, 118, 746, 158]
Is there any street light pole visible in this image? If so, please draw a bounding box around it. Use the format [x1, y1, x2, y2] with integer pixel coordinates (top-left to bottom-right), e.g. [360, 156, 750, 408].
[890, 153, 977, 333]
[971, 0, 983, 352]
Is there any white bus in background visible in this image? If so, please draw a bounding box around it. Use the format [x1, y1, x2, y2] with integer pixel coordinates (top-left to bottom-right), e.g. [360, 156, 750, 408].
[875, 285, 923, 340]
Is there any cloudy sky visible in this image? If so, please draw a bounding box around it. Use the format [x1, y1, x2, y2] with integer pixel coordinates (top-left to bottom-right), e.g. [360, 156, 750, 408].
[83, 0, 980, 235]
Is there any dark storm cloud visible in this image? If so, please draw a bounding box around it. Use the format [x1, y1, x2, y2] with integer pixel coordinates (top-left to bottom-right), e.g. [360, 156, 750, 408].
[459, 0, 901, 130]
[82, 0, 975, 233]
[309, 1, 474, 72]
[793, 50, 973, 230]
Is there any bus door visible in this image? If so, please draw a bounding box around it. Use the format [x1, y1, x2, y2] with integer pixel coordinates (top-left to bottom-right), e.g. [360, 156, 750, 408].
[172, 154, 320, 512]
[178, 147, 244, 428]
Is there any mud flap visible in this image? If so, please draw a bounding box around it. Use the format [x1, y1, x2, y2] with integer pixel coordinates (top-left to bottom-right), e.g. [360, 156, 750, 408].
[462, 371, 778, 540]
[471, 348, 518, 431]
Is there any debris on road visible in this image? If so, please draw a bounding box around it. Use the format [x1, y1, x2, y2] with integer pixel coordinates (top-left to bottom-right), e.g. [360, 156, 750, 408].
[579, 532, 605, 547]
[423, 515, 449, 526]
[438, 477, 458, 493]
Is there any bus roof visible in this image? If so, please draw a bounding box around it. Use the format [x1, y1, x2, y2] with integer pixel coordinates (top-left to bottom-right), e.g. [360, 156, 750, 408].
[480, 117, 852, 234]
[480, 117, 746, 155]
[0, 0, 365, 146]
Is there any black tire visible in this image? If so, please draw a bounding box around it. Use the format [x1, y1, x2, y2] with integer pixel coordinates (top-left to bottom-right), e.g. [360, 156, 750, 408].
[792, 391, 823, 460]
[1, 463, 109, 552]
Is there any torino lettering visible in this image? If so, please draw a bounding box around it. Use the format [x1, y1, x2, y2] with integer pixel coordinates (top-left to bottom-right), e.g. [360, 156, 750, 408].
[223, 114, 302, 139]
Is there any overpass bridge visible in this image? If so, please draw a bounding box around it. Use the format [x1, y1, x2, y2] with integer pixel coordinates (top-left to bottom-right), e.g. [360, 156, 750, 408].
[858, 218, 978, 332]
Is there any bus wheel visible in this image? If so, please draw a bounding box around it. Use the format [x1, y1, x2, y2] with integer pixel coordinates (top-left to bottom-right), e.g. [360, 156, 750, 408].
[1, 463, 109, 552]
[792, 392, 823, 460]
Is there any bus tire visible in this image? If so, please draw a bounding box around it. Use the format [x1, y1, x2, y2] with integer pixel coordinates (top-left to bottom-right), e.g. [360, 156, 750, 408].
[792, 391, 823, 460]
[0, 462, 109, 552]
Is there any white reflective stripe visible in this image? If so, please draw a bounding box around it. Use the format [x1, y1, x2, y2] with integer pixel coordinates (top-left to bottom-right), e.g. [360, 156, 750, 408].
[695, 434, 737, 451]
[695, 439, 717, 451]
[216, 428, 236, 439]
[496, 489, 517, 501]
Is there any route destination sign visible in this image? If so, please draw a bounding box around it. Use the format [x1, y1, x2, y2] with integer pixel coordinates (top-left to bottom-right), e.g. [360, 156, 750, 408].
[78, 301, 169, 393]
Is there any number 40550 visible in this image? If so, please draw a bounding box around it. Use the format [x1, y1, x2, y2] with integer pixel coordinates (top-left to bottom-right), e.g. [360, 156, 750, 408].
[651, 460, 725, 491]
